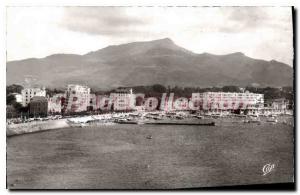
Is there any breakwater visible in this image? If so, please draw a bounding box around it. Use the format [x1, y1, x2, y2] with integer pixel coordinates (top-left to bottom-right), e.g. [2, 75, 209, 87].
[7, 119, 70, 136]
[145, 121, 215, 126]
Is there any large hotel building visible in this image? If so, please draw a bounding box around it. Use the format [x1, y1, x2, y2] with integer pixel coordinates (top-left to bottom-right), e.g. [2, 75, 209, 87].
[109, 88, 136, 111]
[64, 84, 90, 113]
[191, 91, 264, 110]
[21, 87, 46, 107]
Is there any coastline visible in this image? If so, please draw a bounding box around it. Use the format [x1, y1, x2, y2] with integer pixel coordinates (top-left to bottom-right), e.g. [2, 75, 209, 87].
[6, 113, 294, 137]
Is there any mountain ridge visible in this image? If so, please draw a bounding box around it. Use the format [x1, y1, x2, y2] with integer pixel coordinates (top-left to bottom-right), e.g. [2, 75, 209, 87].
[7, 38, 293, 89]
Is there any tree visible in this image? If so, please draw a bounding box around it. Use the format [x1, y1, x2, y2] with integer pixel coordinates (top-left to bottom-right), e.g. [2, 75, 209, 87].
[222, 86, 240, 92]
[6, 94, 16, 105]
[152, 84, 167, 93]
[13, 102, 23, 112]
[46, 88, 65, 97]
[6, 84, 24, 94]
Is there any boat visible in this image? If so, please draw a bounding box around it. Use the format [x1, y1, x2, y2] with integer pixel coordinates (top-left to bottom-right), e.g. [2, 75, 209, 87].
[175, 115, 184, 120]
[244, 116, 261, 123]
[66, 119, 89, 127]
[235, 114, 247, 118]
[244, 120, 260, 124]
[115, 120, 138, 124]
[115, 118, 138, 124]
[145, 121, 215, 126]
[192, 115, 203, 119]
[153, 116, 163, 120]
[211, 114, 221, 118]
[267, 117, 278, 123]
[149, 112, 160, 116]
[137, 121, 146, 125]
[79, 123, 88, 128]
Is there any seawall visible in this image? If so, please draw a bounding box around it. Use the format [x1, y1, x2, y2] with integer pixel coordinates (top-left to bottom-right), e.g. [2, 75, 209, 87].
[7, 119, 70, 136]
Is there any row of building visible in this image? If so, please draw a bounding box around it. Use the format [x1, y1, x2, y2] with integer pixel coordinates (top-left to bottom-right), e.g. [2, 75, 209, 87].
[8, 84, 292, 117]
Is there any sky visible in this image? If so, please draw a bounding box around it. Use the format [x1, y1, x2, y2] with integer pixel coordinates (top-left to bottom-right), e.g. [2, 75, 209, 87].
[6, 6, 293, 66]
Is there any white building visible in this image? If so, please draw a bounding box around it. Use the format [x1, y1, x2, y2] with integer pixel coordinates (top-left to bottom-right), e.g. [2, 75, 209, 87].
[10, 93, 23, 103]
[263, 98, 290, 115]
[160, 93, 189, 111]
[64, 84, 90, 113]
[48, 93, 64, 114]
[160, 93, 175, 111]
[191, 91, 264, 111]
[202, 91, 264, 110]
[110, 88, 135, 111]
[21, 87, 46, 107]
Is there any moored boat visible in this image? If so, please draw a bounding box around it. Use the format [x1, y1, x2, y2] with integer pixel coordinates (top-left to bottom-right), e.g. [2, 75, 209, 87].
[266, 117, 278, 123]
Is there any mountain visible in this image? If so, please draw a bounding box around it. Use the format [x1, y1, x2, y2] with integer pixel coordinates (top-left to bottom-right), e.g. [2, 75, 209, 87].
[6, 38, 293, 89]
